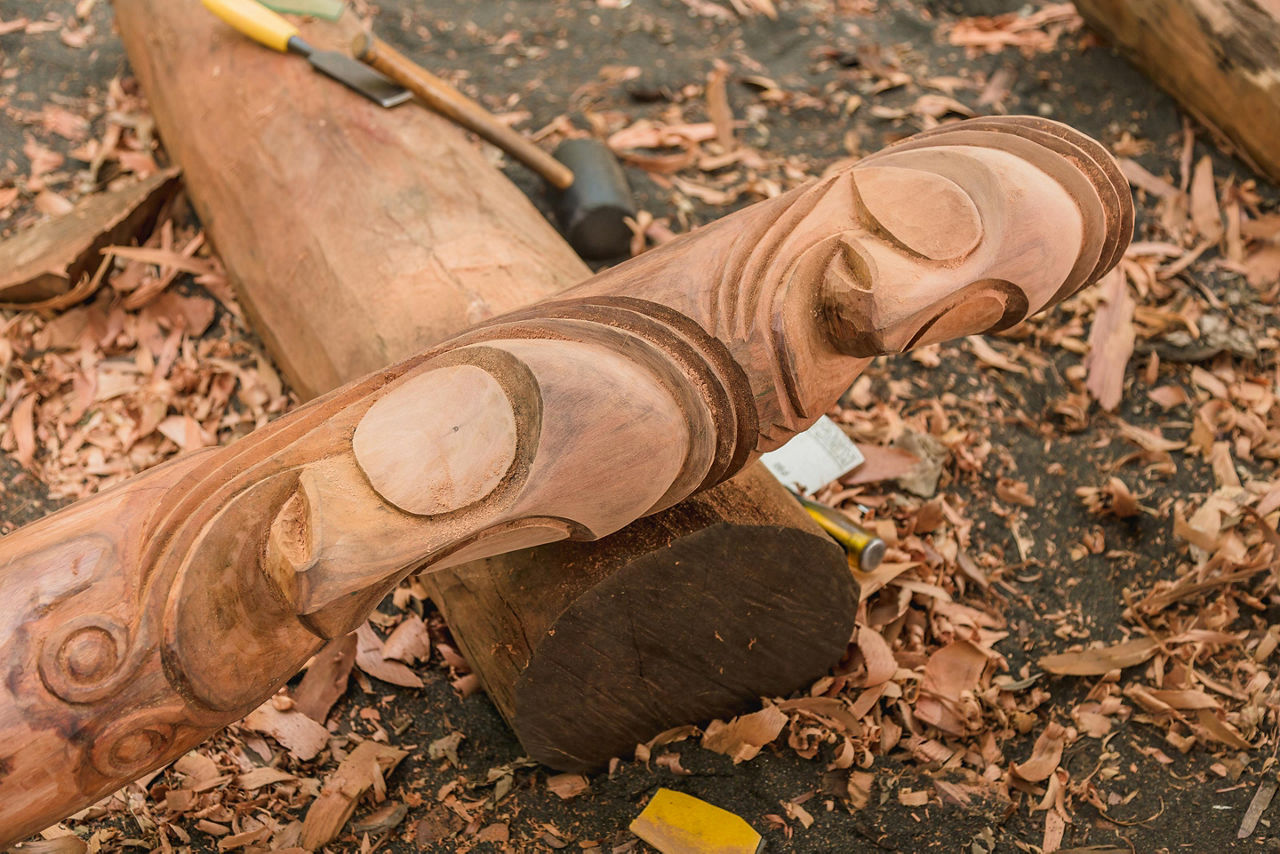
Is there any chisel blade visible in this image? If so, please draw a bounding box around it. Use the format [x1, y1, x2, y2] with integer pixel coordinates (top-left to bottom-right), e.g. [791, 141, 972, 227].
[308, 50, 412, 108]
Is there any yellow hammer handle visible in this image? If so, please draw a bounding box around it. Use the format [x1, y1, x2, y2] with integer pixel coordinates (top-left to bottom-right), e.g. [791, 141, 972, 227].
[201, 0, 298, 52]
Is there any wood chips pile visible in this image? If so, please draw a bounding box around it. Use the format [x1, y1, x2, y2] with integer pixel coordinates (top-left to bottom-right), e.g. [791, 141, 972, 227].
[3, 2, 1278, 852]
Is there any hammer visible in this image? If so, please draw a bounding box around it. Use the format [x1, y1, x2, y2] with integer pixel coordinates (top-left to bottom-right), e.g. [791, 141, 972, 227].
[353, 32, 636, 260]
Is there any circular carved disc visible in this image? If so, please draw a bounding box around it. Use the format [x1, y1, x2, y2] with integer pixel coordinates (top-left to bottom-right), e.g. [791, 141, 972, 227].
[853, 166, 983, 261]
[353, 364, 518, 516]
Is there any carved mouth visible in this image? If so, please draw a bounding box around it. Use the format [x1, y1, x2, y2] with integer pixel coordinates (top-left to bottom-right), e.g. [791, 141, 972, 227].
[894, 279, 1028, 354]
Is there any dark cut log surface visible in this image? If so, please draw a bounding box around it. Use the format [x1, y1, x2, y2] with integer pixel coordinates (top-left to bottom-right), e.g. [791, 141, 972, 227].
[432, 463, 856, 771]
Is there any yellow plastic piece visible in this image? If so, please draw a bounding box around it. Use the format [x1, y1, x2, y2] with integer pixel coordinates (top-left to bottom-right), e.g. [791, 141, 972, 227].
[629, 789, 764, 854]
[201, 0, 298, 52]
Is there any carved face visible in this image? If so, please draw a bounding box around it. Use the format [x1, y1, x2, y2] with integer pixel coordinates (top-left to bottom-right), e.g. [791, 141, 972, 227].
[817, 154, 1087, 358]
[695, 115, 1130, 445]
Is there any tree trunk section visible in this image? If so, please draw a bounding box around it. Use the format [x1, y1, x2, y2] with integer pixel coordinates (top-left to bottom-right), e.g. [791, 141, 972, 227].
[1076, 0, 1280, 183]
[114, 0, 856, 770]
[431, 463, 851, 770]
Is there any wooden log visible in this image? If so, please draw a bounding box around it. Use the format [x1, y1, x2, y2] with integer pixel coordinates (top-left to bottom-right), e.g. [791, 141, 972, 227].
[112, 1, 855, 773]
[115, 8, 584, 400]
[1075, 0, 1280, 183]
[0, 109, 1132, 840]
[431, 462, 852, 771]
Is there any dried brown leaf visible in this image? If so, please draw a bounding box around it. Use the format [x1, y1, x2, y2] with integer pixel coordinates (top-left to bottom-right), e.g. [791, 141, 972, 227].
[381, 614, 431, 665]
[355, 622, 424, 688]
[915, 641, 988, 735]
[1084, 268, 1135, 411]
[293, 632, 357, 724]
[1011, 722, 1066, 782]
[844, 444, 920, 485]
[1189, 155, 1223, 243]
[968, 335, 1026, 374]
[706, 61, 735, 151]
[1196, 709, 1253, 750]
[1114, 419, 1186, 453]
[11, 393, 37, 469]
[1039, 637, 1159, 675]
[236, 767, 297, 790]
[996, 477, 1036, 508]
[1147, 384, 1189, 409]
[547, 773, 589, 800]
[300, 741, 407, 849]
[0, 169, 181, 305]
[242, 702, 330, 761]
[851, 625, 897, 686]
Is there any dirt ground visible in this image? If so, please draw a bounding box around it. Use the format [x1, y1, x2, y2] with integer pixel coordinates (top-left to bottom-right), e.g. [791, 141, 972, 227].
[2, 0, 1279, 852]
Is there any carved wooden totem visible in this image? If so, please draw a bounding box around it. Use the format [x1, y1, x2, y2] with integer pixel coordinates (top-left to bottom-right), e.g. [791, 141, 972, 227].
[0, 116, 1131, 842]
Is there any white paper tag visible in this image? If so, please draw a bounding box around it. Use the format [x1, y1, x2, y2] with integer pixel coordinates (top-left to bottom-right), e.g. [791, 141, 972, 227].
[759, 415, 864, 494]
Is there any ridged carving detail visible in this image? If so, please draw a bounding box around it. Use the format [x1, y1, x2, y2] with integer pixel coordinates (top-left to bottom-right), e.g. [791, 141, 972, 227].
[0, 116, 1133, 845]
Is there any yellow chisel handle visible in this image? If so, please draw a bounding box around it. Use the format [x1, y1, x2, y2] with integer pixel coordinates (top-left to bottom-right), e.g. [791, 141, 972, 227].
[201, 0, 299, 52]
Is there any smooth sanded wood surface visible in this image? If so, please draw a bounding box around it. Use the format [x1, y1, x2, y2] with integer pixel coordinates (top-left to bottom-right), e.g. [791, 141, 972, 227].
[114, 0, 857, 773]
[1075, 0, 1280, 183]
[0, 106, 1133, 838]
[116, 4, 585, 399]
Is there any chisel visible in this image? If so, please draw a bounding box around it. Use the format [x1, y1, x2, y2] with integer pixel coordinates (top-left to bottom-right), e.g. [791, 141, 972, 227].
[790, 491, 887, 572]
[201, 0, 411, 108]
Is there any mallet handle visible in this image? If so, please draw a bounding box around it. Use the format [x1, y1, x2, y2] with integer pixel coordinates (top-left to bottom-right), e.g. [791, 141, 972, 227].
[354, 32, 575, 190]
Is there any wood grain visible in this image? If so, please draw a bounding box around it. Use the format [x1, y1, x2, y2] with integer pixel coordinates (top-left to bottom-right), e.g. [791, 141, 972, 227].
[0, 101, 1132, 839]
[109, 0, 858, 778]
[1075, 0, 1280, 183]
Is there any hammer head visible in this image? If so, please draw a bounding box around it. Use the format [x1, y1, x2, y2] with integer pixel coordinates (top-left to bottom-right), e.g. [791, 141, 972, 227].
[551, 139, 637, 261]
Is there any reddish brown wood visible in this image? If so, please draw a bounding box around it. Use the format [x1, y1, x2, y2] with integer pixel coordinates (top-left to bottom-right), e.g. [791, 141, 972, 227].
[109, 0, 854, 775]
[0, 102, 1132, 838]
[113, 9, 583, 400]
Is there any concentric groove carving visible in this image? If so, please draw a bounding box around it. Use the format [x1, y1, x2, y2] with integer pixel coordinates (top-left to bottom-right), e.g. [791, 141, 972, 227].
[39, 616, 131, 704]
[89, 711, 180, 779]
[0, 116, 1132, 846]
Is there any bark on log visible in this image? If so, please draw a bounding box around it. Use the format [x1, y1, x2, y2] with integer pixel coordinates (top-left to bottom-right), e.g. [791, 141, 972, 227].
[112, 0, 854, 775]
[1075, 0, 1280, 183]
[0, 36, 1133, 837]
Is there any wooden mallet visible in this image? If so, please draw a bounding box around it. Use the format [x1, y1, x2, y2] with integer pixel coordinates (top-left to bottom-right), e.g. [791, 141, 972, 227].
[354, 31, 637, 259]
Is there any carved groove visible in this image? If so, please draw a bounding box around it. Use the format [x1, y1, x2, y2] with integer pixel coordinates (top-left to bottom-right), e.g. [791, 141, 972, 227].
[39, 617, 130, 704]
[0, 116, 1135, 845]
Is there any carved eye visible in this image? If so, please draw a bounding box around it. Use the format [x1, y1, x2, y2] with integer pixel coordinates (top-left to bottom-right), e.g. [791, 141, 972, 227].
[852, 166, 983, 262]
